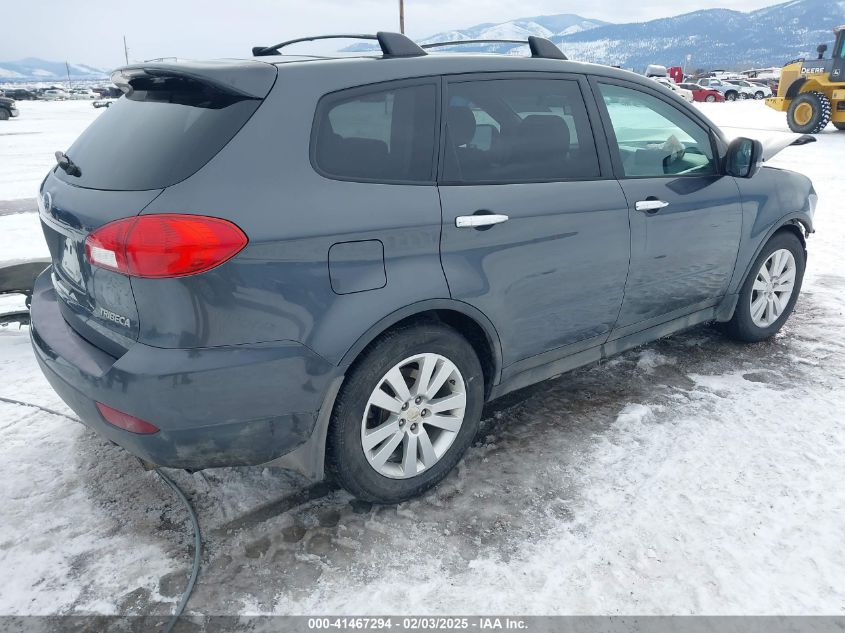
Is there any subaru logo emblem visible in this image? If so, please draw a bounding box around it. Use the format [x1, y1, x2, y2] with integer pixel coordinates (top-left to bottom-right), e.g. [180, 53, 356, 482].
[41, 191, 52, 214]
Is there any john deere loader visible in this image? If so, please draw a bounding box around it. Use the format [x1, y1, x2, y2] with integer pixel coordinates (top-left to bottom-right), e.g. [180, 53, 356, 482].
[766, 25, 845, 133]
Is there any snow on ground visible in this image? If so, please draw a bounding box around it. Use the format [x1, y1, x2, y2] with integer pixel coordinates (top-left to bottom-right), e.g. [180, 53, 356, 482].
[0, 100, 103, 202]
[0, 100, 844, 616]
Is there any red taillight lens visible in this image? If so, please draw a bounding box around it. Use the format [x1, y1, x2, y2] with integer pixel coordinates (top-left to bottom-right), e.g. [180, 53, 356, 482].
[85, 214, 248, 278]
[96, 402, 160, 434]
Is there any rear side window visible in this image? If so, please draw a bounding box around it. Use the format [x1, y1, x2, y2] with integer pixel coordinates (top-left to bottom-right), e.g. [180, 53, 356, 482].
[56, 77, 260, 191]
[312, 83, 437, 183]
[443, 78, 600, 183]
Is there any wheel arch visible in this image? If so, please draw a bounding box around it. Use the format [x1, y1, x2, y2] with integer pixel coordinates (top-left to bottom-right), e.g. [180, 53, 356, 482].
[338, 299, 503, 398]
[785, 77, 808, 99]
[719, 214, 811, 322]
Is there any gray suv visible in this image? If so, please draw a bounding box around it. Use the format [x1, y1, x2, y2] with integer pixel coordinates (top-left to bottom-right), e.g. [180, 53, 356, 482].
[31, 33, 817, 503]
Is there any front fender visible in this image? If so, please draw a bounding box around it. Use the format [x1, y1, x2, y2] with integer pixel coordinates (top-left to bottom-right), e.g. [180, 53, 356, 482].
[728, 166, 815, 297]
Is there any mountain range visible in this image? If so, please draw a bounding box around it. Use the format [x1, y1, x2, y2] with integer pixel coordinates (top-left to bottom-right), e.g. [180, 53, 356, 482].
[349, 0, 845, 70]
[0, 58, 108, 83]
[4, 0, 844, 83]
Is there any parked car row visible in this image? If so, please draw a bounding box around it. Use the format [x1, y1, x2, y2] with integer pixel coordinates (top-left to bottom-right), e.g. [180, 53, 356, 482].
[0, 86, 122, 101]
[697, 77, 772, 101]
[650, 75, 773, 103]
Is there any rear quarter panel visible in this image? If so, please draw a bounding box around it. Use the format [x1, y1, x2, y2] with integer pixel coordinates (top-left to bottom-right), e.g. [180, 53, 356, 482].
[137, 62, 449, 363]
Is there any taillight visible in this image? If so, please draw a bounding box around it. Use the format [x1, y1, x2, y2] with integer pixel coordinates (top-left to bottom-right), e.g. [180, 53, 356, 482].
[85, 214, 248, 278]
[96, 402, 160, 434]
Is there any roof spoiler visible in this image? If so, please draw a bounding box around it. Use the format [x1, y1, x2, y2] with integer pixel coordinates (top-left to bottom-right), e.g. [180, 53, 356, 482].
[421, 36, 567, 60]
[253, 31, 426, 58]
[111, 60, 278, 99]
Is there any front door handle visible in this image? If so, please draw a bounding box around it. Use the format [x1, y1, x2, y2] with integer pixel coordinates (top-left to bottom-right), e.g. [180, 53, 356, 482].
[635, 199, 669, 213]
[455, 214, 509, 228]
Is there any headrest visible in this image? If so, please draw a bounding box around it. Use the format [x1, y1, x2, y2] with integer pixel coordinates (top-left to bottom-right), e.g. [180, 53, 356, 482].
[518, 115, 571, 154]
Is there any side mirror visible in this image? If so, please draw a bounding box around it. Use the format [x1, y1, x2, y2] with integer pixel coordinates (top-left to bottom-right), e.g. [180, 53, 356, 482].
[726, 137, 763, 178]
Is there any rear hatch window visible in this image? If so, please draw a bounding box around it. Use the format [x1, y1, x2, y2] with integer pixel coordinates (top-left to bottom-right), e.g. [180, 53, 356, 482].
[41, 70, 267, 355]
[54, 75, 261, 191]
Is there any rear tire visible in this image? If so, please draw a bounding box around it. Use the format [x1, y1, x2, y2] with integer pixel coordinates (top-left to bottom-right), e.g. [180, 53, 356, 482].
[0, 109, 9, 121]
[725, 91, 738, 102]
[787, 91, 832, 133]
[722, 231, 805, 343]
[326, 322, 484, 504]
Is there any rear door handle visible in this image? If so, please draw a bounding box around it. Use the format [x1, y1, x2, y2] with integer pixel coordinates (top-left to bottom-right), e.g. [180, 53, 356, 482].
[635, 199, 669, 213]
[455, 214, 509, 228]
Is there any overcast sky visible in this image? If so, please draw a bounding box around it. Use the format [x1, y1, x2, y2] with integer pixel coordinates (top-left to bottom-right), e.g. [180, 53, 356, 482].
[4, 0, 780, 68]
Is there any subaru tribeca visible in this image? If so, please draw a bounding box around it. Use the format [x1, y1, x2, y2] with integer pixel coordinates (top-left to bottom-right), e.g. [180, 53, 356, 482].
[31, 33, 816, 503]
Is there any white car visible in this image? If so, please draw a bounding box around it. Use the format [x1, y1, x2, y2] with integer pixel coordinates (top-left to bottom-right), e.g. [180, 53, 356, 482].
[41, 89, 69, 101]
[69, 89, 97, 100]
[652, 77, 694, 103]
[722, 80, 758, 100]
[727, 80, 772, 100]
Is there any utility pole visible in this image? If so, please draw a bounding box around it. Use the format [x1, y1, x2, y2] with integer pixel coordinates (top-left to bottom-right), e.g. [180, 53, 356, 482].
[123, 35, 129, 65]
[65, 61, 71, 90]
[399, 0, 405, 34]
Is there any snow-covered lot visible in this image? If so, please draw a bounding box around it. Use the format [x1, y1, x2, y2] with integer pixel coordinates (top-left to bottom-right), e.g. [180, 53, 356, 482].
[0, 99, 843, 616]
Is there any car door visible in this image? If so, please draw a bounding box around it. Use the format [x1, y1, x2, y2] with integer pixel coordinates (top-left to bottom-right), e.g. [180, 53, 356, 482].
[591, 79, 742, 334]
[437, 74, 631, 370]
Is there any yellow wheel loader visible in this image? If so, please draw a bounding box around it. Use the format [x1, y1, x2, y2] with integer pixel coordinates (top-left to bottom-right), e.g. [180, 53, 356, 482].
[766, 25, 845, 133]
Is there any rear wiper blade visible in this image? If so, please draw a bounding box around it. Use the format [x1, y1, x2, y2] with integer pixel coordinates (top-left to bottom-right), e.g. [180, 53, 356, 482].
[55, 151, 81, 177]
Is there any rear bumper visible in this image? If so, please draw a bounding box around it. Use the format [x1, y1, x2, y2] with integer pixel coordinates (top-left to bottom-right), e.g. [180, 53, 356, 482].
[29, 269, 337, 470]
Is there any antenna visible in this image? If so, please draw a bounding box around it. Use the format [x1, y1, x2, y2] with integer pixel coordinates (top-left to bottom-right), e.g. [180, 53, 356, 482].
[123, 35, 129, 65]
[399, 0, 405, 34]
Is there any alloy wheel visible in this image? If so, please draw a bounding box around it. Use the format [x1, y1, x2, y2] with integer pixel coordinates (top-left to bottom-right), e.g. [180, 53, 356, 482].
[361, 353, 466, 479]
[750, 248, 796, 328]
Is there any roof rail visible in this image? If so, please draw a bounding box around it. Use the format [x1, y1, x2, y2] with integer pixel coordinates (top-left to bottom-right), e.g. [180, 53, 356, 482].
[421, 36, 567, 60]
[252, 31, 426, 58]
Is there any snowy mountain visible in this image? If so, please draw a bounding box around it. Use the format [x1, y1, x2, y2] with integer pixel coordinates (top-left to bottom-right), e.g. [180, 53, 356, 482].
[0, 58, 108, 83]
[555, 0, 845, 70]
[344, 14, 609, 53]
[347, 0, 844, 70]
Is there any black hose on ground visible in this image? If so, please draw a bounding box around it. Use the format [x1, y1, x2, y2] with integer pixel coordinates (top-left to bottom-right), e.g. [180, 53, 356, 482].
[155, 468, 202, 633]
[0, 395, 202, 632]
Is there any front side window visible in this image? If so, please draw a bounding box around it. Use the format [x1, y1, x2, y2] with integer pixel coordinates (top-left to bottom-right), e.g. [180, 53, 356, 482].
[597, 83, 716, 178]
[313, 83, 437, 183]
[443, 78, 600, 183]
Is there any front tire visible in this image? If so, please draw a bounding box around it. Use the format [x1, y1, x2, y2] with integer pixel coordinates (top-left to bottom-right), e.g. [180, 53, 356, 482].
[725, 91, 738, 102]
[723, 231, 805, 343]
[326, 322, 484, 503]
[0, 109, 9, 121]
[705, 94, 716, 103]
[754, 91, 765, 100]
[787, 91, 832, 133]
